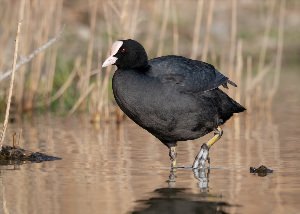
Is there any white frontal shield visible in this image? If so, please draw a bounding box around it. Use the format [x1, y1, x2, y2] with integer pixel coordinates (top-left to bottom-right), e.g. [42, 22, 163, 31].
[102, 41, 123, 67]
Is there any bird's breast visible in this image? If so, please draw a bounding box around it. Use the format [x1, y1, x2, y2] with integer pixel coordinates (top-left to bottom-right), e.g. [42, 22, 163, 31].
[112, 70, 181, 131]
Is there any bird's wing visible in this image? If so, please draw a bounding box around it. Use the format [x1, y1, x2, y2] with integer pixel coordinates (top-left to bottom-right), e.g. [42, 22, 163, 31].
[148, 55, 237, 93]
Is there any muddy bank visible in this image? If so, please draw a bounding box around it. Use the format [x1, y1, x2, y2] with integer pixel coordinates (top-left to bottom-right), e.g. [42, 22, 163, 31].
[0, 145, 61, 165]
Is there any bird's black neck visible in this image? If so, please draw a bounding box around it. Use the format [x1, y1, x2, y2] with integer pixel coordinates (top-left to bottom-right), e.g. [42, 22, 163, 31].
[117, 63, 150, 72]
[135, 64, 151, 72]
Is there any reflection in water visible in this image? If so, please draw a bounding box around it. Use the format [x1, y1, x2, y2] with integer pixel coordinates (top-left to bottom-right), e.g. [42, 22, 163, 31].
[168, 168, 210, 191]
[193, 168, 210, 191]
[131, 187, 231, 214]
[0, 72, 299, 214]
[152, 167, 227, 214]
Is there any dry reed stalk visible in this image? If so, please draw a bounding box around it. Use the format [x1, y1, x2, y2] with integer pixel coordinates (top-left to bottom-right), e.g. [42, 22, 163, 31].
[23, 1, 55, 110]
[245, 60, 274, 93]
[68, 83, 95, 116]
[102, 3, 117, 121]
[190, 0, 204, 59]
[244, 87, 252, 140]
[171, 1, 179, 55]
[201, 0, 215, 61]
[14, 0, 31, 112]
[86, 0, 98, 86]
[105, 0, 142, 121]
[89, 52, 102, 123]
[267, 0, 285, 106]
[119, 0, 130, 36]
[0, 30, 63, 82]
[219, 49, 226, 71]
[157, 0, 170, 56]
[245, 56, 252, 112]
[0, 0, 25, 149]
[210, 50, 218, 67]
[234, 40, 243, 140]
[257, 0, 276, 73]
[104, 97, 111, 121]
[46, 57, 81, 106]
[255, 84, 263, 110]
[108, 0, 120, 16]
[103, 4, 113, 50]
[144, 1, 160, 54]
[39, 2, 55, 95]
[99, 66, 112, 121]
[235, 40, 243, 103]
[78, 0, 98, 110]
[102, 4, 116, 121]
[0, 2, 15, 70]
[129, 0, 140, 39]
[46, 0, 63, 95]
[228, 0, 237, 92]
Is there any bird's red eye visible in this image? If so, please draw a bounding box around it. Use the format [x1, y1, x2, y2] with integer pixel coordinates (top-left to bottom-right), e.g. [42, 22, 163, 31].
[121, 48, 126, 53]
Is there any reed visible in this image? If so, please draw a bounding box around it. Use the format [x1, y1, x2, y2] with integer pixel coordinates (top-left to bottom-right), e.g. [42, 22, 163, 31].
[171, 1, 179, 55]
[81, 0, 98, 109]
[267, 0, 285, 106]
[157, 0, 170, 57]
[234, 39, 243, 140]
[258, 0, 276, 73]
[190, 0, 204, 59]
[24, 1, 52, 111]
[0, 0, 25, 148]
[228, 0, 237, 86]
[45, 57, 81, 107]
[0, 0, 287, 121]
[245, 56, 253, 112]
[45, 0, 63, 96]
[201, 0, 215, 62]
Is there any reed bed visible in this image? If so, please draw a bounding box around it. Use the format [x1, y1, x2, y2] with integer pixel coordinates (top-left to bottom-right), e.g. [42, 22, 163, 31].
[0, 0, 288, 125]
[0, 0, 25, 147]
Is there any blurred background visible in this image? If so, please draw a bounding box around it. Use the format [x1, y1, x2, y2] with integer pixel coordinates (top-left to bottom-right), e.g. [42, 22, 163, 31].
[0, 1, 300, 214]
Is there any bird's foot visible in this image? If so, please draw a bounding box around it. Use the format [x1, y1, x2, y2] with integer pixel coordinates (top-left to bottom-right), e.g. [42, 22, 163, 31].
[169, 146, 177, 170]
[192, 144, 210, 169]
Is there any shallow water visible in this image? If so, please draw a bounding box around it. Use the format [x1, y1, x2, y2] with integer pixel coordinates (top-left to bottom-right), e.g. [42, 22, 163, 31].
[0, 71, 299, 214]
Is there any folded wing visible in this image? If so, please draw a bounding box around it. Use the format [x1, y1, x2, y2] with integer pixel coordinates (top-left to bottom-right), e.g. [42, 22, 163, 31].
[148, 55, 236, 93]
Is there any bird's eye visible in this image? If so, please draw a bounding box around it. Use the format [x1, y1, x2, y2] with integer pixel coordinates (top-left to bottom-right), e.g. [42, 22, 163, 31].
[121, 48, 126, 53]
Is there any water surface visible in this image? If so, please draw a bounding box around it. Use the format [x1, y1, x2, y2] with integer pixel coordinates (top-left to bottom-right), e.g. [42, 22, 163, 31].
[0, 70, 299, 214]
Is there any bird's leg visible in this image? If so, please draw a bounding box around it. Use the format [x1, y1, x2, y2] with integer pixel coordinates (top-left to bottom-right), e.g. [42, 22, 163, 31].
[192, 126, 223, 169]
[169, 146, 177, 170]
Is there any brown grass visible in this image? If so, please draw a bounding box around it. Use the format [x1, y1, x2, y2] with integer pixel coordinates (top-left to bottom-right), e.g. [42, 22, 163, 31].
[0, 0, 25, 148]
[190, 0, 204, 59]
[0, 0, 288, 123]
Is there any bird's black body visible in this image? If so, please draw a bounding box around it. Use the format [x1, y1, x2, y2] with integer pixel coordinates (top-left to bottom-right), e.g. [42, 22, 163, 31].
[111, 44, 245, 148]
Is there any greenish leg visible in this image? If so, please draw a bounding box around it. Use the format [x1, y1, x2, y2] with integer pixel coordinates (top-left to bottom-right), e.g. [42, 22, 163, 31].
[192, 126, 223, 169]
[169, 146, 177, 170]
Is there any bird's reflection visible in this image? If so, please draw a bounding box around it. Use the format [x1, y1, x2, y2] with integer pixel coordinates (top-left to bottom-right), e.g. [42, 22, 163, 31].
[131, 187, 231, 214]
[131, 169, 233, 214]
[193, 168, 210, 191]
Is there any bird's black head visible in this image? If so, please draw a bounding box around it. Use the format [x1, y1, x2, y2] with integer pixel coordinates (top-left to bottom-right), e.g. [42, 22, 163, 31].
[102, 39, 148, 70]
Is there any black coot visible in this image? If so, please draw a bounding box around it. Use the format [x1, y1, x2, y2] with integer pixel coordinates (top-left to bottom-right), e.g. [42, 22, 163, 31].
[102, 39, 245, 169]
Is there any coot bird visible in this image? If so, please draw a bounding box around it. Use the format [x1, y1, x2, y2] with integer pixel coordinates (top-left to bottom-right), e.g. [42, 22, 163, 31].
[102, 39, 245, 169]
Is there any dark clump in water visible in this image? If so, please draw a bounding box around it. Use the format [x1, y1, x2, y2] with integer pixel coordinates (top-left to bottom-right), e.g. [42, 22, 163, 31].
[0, 145, 61, 165]
[250, 165, 273, 177]
[131, 188, 233, 214]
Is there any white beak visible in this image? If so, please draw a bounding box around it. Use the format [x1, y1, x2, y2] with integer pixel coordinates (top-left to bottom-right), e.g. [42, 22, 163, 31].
[102, 41, 123, 68]
[102, 55, 118, 67]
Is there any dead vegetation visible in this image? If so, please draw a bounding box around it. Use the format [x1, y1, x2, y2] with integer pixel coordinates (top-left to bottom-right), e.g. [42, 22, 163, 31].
[0, 0, 288, 124]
